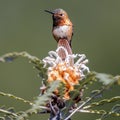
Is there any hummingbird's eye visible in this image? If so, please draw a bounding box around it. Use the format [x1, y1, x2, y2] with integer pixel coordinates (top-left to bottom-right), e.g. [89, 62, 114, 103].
[60, 14, 64, 16]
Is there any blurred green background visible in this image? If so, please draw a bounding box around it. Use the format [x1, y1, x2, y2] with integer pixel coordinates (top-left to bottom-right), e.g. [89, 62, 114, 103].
[0, 0, 120, 120]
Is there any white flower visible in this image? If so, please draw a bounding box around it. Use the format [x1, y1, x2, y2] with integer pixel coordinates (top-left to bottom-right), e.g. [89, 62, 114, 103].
[42, 46, 89, 99]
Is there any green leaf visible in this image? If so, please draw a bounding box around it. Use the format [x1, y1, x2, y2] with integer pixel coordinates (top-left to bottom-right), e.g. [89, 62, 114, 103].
[33, 80, 61, 107]
[78, 72, 97, 90]
[96, 73, 114, 85]
[83, 96, 120, 109]
[16, 81, 61, 120]
[69, 90, 80, 100]
[111, 104, 120, 113]
[90, 90, 102, 99]
[0, 51, 47, 81]
[0, 117, 5, 120]
[0, 91, 33, 106]
[62, 99, 74, 119]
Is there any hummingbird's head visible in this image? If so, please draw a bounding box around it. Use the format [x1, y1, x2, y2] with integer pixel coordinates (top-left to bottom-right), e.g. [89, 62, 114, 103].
[45, 8, 71, 26]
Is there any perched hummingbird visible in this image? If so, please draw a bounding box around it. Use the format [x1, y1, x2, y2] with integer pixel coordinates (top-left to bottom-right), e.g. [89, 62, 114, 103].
[45, 9, 73, 61]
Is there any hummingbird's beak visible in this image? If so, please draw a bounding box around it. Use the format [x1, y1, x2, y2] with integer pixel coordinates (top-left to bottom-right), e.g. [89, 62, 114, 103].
[44, 10, 54, 14]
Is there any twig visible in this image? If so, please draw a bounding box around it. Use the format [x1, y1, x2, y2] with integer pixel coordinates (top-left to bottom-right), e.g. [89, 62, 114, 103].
[64, 97, 92, 120]
[64, 87, 105, 120]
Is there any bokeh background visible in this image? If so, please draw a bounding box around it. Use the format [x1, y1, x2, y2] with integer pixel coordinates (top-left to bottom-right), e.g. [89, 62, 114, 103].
[0, 0, 120, 120]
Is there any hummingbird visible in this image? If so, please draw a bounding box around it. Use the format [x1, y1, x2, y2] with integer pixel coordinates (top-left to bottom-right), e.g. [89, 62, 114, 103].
[45, 9, 73, 62]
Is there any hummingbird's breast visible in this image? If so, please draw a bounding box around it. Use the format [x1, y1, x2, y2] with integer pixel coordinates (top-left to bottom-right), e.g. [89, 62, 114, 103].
[52, 25, 72, 42]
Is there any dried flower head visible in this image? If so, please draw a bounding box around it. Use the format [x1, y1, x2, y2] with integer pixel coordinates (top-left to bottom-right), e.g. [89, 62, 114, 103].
[43, 46, 89, 99]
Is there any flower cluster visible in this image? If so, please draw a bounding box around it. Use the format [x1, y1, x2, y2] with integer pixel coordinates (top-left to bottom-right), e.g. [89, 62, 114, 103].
[43, 46, 89, 99]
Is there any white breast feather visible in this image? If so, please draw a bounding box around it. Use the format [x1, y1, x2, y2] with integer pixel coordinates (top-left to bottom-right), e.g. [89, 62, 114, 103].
[53, 25, 69, 38]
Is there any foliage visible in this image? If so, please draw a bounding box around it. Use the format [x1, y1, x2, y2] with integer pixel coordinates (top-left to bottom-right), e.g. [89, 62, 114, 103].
[0, 52, 120, 120]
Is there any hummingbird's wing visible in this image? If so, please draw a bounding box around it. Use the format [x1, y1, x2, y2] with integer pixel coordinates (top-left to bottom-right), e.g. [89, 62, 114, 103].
[69, 24, 73, 48]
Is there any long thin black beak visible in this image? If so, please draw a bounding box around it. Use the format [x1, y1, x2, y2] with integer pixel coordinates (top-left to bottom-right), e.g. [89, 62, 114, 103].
[44, 10, 54, 14]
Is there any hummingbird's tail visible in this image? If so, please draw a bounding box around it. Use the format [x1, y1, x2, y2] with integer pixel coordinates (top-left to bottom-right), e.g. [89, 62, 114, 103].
[57, 39, 74, 65]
